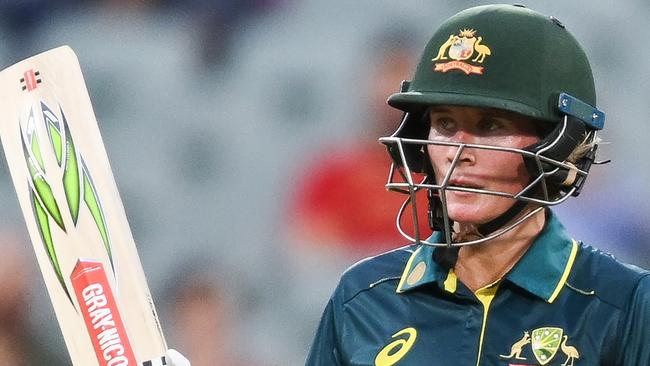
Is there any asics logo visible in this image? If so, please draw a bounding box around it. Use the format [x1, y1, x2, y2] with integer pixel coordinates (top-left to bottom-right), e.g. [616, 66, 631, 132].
[374, 327, 418, 366]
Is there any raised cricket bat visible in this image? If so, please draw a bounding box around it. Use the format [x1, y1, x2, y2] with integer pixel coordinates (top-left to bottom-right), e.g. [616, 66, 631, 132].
[0, 46, 167, 365]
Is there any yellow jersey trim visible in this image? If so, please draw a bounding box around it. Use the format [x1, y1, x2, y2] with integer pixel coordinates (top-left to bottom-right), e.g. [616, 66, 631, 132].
[547, 240, 578, 303]
[443, 268, 458, 293]
[474, 282, 500, 366]
[396, 246, 422, 293]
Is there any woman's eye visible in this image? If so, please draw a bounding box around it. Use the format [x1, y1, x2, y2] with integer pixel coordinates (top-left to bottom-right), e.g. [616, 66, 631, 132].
[478, 118, 502, 132]
[434, 118, 456, 131]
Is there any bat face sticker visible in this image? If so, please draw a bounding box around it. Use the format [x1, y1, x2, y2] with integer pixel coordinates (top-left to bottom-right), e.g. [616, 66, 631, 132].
[20, 100, 113, 306]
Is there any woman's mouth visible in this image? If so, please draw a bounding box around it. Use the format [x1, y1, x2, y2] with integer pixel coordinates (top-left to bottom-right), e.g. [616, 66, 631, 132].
[448, 178, 483, 191]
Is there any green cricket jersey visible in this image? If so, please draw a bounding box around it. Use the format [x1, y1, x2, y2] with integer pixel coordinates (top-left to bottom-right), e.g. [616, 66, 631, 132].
[306, 211, 650, 365]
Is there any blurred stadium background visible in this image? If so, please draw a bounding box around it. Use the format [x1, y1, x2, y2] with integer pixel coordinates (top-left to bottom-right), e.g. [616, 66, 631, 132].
[0, 1, 649, 365]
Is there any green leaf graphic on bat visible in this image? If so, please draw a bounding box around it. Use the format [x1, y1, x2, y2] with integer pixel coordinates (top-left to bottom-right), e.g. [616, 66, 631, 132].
[29, 184, 71, 302]
[60, 109, 80, 225]
[21, 101, 114, 304]
[22, 111, 66, 231]
[81, 158, 113, 263]
[42, 102, 64, 166]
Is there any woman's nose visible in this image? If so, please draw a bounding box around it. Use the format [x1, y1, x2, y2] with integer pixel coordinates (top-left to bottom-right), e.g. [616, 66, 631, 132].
[446, 132, 477, 165]
[452, 129, 475, 144]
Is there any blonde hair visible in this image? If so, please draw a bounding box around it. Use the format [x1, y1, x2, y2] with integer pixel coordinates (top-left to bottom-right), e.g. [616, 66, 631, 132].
[566, 132, 601, 163]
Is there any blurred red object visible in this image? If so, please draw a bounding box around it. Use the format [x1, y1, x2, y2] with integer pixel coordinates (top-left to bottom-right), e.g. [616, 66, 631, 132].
[289, 143, 431, 255]
[286, 30, 432, 256]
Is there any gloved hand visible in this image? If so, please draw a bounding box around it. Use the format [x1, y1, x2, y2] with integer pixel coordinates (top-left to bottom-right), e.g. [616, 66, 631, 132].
[166, 349, 191, 366]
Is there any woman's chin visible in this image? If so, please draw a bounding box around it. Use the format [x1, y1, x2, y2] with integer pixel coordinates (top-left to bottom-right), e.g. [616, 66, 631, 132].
[446, 206, 485, 224]
[446, 203, 504, 225]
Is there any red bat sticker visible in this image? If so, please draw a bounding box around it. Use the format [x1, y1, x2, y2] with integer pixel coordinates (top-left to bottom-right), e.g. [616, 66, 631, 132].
[71, 260, 137, 366]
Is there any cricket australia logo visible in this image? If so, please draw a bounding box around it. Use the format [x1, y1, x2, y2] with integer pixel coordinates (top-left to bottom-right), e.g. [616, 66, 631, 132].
[432, 28, 491, 75]
[500, 327, 580, 365]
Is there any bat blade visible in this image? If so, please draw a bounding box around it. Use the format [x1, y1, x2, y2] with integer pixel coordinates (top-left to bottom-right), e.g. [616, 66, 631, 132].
[0, 46, 167, 366]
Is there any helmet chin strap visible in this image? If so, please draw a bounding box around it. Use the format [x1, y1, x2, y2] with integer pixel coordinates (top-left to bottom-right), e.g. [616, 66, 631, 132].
[429, 192, 531, 240]
[433, 245, 459, 269]
[476, 200, 530, 236]
[430, 199, 533, 269]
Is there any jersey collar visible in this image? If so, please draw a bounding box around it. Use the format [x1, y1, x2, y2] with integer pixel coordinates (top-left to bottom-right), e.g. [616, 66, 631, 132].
[396, 210, 578, 303]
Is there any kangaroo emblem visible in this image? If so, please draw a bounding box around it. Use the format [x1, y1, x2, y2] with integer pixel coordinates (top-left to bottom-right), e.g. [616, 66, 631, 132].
[432, 34, 455, 61]
[500, 331, 531, 360]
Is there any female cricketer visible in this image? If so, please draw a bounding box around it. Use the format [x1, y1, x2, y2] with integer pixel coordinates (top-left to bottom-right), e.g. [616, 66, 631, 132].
[306, 4, 650, 366]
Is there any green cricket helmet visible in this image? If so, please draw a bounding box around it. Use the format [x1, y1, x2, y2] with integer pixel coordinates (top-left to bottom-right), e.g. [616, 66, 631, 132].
[379, 4, 606, 247]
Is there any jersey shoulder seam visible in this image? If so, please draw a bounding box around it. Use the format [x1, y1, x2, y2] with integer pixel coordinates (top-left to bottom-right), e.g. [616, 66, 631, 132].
[335, 245, 416, 305]
[341, 276, 401, 306]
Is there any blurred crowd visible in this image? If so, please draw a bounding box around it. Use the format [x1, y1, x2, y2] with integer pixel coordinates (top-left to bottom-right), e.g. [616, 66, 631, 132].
[0, 1, 649, 365]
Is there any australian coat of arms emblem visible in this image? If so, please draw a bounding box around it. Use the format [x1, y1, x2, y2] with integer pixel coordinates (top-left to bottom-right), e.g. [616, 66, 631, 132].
[432, 28, 491, 75]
